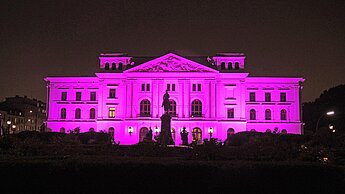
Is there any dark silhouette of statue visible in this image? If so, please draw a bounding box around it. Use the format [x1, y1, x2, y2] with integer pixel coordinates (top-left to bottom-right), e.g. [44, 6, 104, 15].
[144, 127, 153, 141]
[162, 90, 171, 113]
[180, 127, 189, 146]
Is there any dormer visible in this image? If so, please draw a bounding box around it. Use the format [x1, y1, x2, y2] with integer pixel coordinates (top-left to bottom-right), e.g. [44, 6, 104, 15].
[212, 53, 245, 71]
[99, 53, 133, 71]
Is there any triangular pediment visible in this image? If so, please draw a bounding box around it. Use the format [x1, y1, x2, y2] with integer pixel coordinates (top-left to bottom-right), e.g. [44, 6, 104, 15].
[124, 53, 218, 73]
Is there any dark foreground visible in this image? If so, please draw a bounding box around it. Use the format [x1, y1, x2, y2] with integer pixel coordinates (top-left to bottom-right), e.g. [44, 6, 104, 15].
[0, 156, 344, 194]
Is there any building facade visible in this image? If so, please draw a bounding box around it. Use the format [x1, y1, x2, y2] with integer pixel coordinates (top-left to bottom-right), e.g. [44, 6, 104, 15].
[45, 53, 304, 145]
[0, 95, 46, 134]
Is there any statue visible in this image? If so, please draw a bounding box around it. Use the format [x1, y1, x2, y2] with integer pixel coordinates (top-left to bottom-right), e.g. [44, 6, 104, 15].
[180, 127, 189, 146]
[162, 90, 171, 113]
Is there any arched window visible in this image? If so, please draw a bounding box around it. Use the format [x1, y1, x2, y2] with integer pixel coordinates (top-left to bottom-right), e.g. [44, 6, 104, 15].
[140, 100, 151, 117]
[168, 100, 177, 117]
[111, 62, 116, 70]
[221, 62, 225, 70]
[250, 129, 256, 132]
[265, 109, 271, 120]
[192, 127, 202, 144]
[90, 108, 95, 119]
[228, 62, 233, 70]
[109, 127, 115, 143]
[139, 127, 148, 142]
[60, 127, 65, 133]
[89, 128, 95, 132]
[105, 63, 109, 70]
[60, 108, 66, 119]
[227, 128, 235, 139]
[235, 62, 240, 69]
[281, 129, 287, 134]
[266, 129, 272, 133]
[191, 99, 202, 117]
[75, 108, 81, 119]
[171, 128, 176, 143]
[281, 109, 287, 120]
[118, 63, 123, 70]
[250, 109, 256, 120]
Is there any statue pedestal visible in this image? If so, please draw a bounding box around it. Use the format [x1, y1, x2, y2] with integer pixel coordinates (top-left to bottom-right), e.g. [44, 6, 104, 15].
[159, 113, 174, 146]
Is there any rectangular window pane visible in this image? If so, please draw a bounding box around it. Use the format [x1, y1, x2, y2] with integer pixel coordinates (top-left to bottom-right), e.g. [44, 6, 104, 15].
[249, 92, 255, 102]
[198, 84, 201, 91]
[90, 92, 96, 101]
[167, 84, 170, 91]
[61, 92, 67, 101]
[227, 108, 234, 118]
[76, 92, 81, 101]
[109, 89, 116, 98]
[141, 84, 145, 91]
[109, 107, 116, 118]
[193, 84, 196, 91]
[172, 84, 175, 91]
[146, 84, 150, 91]
[265, 93, 271, 102]
[280, 92, 286, 102]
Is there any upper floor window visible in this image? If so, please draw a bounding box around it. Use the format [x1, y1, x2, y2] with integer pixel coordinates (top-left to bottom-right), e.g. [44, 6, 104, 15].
[90, 108, 96, 119]
[90, 92, 96, 101]
[227, 108, 234, 118]
[168, 100, 177, 116]
[109, 89, 116, 98]
[228, 62, 233, 70]
[198, 84, 201, 91]
[249, 92, 256, 102]
[111, 63, 116, 70]
[192, 84, 196, 91]
[141, 83, 150, 91]
[280, 92, 286, 102]
[76, 92, 82, 101]
[265, 93, 271, 102]
[281, 109, 287, 120]
[265, 109, 271, 120]
[118, 63, 123, 70]
[109, 107, 116, 118]
[191, 99, 202, 117]
[250, 109, 256, 120]
[60, 108, 66, 119]
[167, 84, 176, 91]
[221, 62, 225, 70]
[75, 108, 81, 119]
[61, 92, 67, 101]
[235, 62, 240, 69]
[105, 63, 110, 70]
[140, 100, 151, 117]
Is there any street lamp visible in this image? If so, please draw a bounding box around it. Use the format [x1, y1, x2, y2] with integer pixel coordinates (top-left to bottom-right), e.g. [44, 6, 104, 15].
[128, 126, 133, 136]
[208, 127, 214, 139]
[315, 111, 335, 132]
[6, 120, 11, 135]
[154, 126, 160, 136]
[12, 125, 16, 134]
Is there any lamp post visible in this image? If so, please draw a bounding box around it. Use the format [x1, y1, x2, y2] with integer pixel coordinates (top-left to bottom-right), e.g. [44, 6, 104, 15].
[128, 126, 133, 136]
[208, 127, 214, 140]
[315, 111, 334, 133]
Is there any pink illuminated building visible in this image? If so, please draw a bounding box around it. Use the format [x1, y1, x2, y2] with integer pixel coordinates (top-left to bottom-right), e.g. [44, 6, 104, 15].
[45, 52, 304, 145]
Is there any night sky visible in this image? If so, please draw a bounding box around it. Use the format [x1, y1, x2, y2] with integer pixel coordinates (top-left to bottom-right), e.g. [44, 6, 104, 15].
[0, 0, 344, 103]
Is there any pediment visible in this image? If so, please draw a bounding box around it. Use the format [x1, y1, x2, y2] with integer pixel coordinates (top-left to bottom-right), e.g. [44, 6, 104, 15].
[125, 53, 218, 73]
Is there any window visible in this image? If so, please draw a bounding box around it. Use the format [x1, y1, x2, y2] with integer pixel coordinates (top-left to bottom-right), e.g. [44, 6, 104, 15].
[227, 108, 234, 118]
[280, 92, 286, 102]
[221, 62, 225, 70]
[109, 127, 115, 143]
[167, 84, 171, 91]
[90, 108, 95, 119]
[118, 63, 123, 70]
[192, 84, 196, 91]
[109, 89, 116, 98]
[191, 99, 202, 117]
[146, 84, 150, 91]
[168, 100, 176, 116]
[61, 92, 67, 101]
[249, 92, 256, 102]
[192, 128, 202, 144]
[60, 127, 65, 133]
[89, 128, 95, 132]
[281, 129, 287, 134]
[265, 109, 271, 120]
[109, 107, 116, 118]
[105, 63, 109, 70]
[75, 108, 81, 119]
[172, 84, 175, 91]
[140, 100, 151, 117]
[281, 109, 287, 120]
[235, 62, 240, 69]
[60, 108, 66, 119]
[198, 84, 201, 91]
[171, 128, 176, 142]
[111, 63, 116, 70]
[266, 129, 271, 133]
[76, 92, 82, 101]
[227, 128, 235, 139]
[139, 127, 148, 142]
[228, 62, 232, 70]
[90, 92, 96, 101]
[250, 109, 256, 120]
[142, 83, 150, 91]
[167, 84, 176, 91]
[265, 93, 271, 102]
[141, 84, 145, 91]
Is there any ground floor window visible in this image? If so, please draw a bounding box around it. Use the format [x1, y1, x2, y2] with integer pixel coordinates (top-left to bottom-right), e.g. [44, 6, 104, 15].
[139, 127, 149, 142]
[227, 128, 235, 139]
[109, 127, 114, 143]
[192, 127, 202, 144]
[60, 127, 65, 133]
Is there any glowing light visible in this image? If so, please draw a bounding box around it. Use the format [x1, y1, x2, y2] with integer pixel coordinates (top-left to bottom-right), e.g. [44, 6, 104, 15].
[329, 125, 333, 130]
[29, 110, 33, 113]
[154, 126, 160, 134]
[332, 129, 336, 133]
[208, 127, 214, 134]
[12, 125, 16, 129]
[326, 111, 334, 116]
[128, 126, 133, 136]
[6, 120, 11, 125]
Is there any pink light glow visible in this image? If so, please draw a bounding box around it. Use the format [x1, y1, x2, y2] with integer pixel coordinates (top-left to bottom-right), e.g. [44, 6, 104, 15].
[45, 53, 305, 145]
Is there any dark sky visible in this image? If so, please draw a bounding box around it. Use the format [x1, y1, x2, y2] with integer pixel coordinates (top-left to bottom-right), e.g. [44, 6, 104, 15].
[0, 0, 344, 103]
